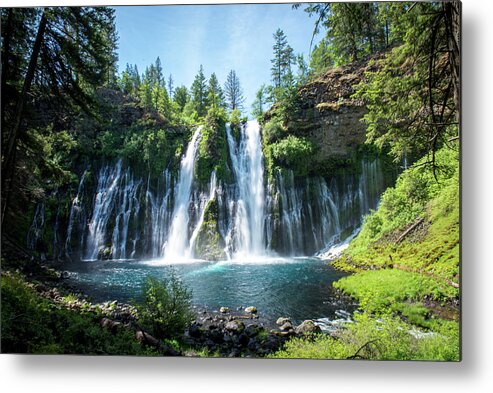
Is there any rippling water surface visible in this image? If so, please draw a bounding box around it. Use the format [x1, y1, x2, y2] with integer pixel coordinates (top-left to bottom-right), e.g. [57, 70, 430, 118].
[64, 257, 353, 324]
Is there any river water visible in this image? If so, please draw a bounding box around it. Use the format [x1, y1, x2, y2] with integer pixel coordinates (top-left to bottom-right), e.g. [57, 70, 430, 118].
[63, 256, 355, 326]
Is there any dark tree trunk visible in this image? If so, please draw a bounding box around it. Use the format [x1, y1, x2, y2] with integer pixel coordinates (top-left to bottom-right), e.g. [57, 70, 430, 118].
[2, 10, 47, 225]
[444, 1, 461, 121]
[1, 8, 14, 130]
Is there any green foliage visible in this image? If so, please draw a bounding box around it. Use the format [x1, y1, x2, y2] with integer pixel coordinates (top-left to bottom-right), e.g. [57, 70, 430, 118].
[135, 274, 194, 340]
[174, 85, 189, 112]
[309, 38, 334, 75]
[207, 72, 225, 110]
[191, 65, 208, 118]
[334, 269, 457, 314]
[1, 273, 148, 354]
[224, 70, 245, 112]
[348, 147, 458, 249]
[271, 28, 295, 94]
[331, 145, 459, 343]
[195, 107, 231, 184]
[193, 197, 225, 261]
[251, 84, 269, 120]
[269, 135, 315, 177]
[352, 3, 458, 163]
[98, 121, 186, 176]
[271, 312, 459, 361]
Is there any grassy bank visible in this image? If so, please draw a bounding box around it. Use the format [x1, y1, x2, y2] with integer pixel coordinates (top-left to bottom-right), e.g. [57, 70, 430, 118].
[272, 145, 460, 360]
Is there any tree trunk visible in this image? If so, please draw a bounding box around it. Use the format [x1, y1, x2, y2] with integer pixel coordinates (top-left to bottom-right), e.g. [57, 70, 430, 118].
[444, 1, 461, 122]
[1, 8, 14, 131]
[2, 10, 47, 225]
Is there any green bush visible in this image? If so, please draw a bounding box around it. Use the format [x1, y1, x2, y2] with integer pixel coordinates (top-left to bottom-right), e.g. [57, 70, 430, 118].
[269, 135, 315, 177]
[136, 273, 194, 340]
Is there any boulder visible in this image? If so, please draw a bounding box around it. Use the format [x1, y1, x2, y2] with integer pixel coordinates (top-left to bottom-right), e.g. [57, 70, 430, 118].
[219, 306, 230, 313]
[295, 320, 322, 335]
[244, 324, 260, 337]
[225, 320, 245, 333]
[279, 321, 293, 331]
[244, 306, 257, 314]
[188, 323, 202, 338]
[276, 317, 291, 326]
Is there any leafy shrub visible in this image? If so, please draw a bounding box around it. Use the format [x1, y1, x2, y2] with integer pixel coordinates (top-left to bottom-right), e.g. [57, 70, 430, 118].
[136, 273, 194, 340]
[269, 135, 316, 176]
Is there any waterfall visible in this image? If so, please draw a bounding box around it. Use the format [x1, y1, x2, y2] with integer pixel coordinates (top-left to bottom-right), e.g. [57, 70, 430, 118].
[226, 121, 266, 258]
[163, 126, 203, 260]
[27, 203, 45, 255]
[148, 170, 173, 258]
[188, 171, 217, 255]
[85, 160, 123, 260]
[65, 170, 88, 257]
[45, 120, 394, 262]
[111, 171, 141, 259]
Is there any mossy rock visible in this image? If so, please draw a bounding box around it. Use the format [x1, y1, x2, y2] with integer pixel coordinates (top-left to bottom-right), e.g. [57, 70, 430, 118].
[193, 197, 226, 261]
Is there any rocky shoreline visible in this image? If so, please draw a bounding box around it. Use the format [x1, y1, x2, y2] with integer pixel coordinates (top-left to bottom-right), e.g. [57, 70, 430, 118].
[3, 256, 358, 357]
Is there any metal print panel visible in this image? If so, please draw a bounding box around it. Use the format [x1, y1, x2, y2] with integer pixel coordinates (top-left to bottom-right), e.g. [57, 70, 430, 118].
[1, 1, 461, 360]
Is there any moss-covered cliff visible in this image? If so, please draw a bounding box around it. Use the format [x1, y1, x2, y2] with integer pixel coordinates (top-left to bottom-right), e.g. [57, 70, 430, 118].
[262, 58, 384, 180]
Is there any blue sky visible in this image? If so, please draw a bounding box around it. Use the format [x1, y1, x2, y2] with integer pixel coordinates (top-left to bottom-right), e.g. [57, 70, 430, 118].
[114, 3, 321, 115]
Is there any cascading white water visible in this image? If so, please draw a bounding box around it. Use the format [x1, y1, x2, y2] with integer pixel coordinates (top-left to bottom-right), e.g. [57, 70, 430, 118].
[65, 169, 88, 257]
[27, 202, 45, 251]
[147, 170, 173, 258]
[85, 160, 123, 260]
[163, 126, 202, 261]
[226, 121, 266, 258]
[111, 171, 141, 259]
[53, 120, 393, 261]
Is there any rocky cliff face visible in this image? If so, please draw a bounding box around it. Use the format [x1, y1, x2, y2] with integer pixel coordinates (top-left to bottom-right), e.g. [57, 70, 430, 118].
[287, 59, 380, 163]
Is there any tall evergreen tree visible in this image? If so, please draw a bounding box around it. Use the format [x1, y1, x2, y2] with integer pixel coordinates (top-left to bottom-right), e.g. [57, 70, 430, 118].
[1, 7, 118, 224]
[154, 56, 164, 87]
[270, 28, 295, 100]
[207, 73, 225, 110]
[251, 84, 268, 119]
[174, 85, 189, 112]
[191, 65, 208, 117]
[168, 74, 174, 99]
[224, 70, 245, 112]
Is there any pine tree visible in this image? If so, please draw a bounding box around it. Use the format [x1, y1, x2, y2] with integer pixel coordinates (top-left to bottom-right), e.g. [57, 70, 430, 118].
[174, 85, 189, 112]
[191, 65, 208, 117]
[207, 73, 225, 110]
[154, 57, 164, 87]
[168, 74, 174, 99]
[224, 70, 245, 112]
[270, 28, 295, 100]
[251, 84, 268, 119]
[1, 6, 118, 223]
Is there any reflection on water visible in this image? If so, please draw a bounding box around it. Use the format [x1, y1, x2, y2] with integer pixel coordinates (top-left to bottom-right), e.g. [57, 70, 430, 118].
[64, 257, 354, 324]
